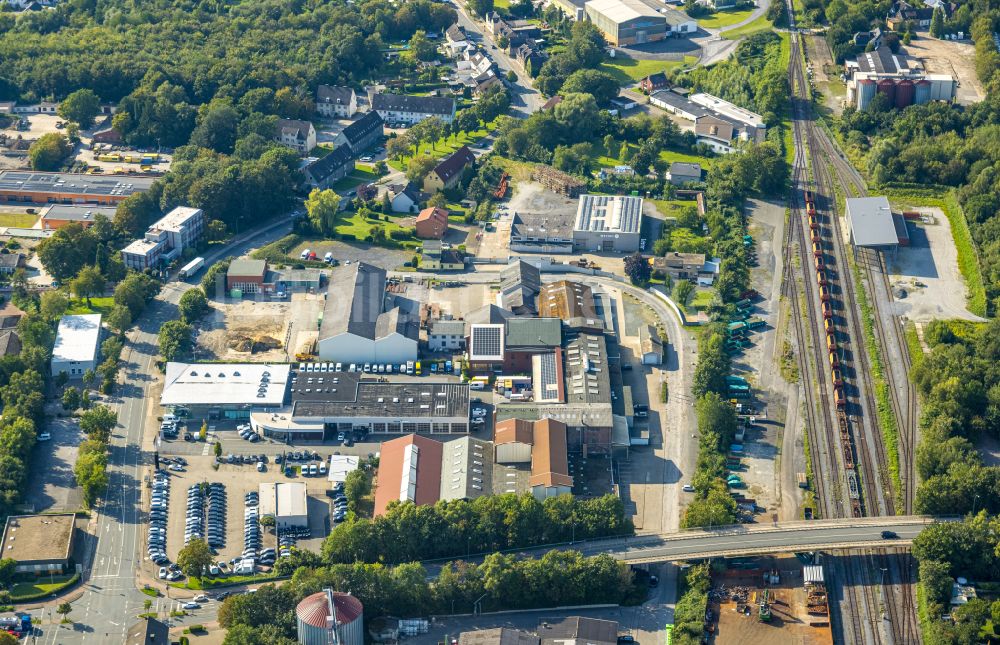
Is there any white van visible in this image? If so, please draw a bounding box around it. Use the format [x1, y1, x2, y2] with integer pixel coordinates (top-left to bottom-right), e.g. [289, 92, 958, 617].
[324, 252, 334, 263]
[469, 381, 485, 391]
[300, 248, 311, 260]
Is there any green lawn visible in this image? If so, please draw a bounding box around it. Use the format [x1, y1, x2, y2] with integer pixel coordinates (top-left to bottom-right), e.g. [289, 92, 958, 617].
[66, 296, 115, 315]
[599, 56, 696, 85]
[330, 164, 378, 192]
[494, 0, 510, 9]
[333, 211, 417, 244]
[11, 574, 77, 599]
[388, 126, 492, 172]
[722, 15, 774, 39]
[651, 199, 696, 217]
[698, 7, 755, 29]
[0, 212, 39, 228]
[659, 149, 714, 167]
[594, 140, 714, 170]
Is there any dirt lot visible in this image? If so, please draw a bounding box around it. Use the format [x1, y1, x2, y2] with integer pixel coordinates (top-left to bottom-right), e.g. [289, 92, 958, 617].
[710, 559, 832, 645]
[906, 37, 984, 105]
[430, 283, 494, 318]
[153, 454, 332, 566]
[197, 294, 324, 362]
[883, 206, 983, 322]
[805, 34, 847, 116]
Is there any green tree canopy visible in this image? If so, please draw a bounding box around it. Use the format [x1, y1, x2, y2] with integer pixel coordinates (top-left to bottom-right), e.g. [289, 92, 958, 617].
[59, 89, 101, 128]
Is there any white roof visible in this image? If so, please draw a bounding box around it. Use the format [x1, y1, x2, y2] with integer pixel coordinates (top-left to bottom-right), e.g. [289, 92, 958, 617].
[846, 196, 898, 247]
[328, 455, 360, 483]
[585, 0, 662, 22]
[575, 194, 644, 234]
[150, 206, 202, 233]
[259, 482, 307, 519]
[52, 314, 101, 363]
[689, 93, 765, 128]
[160, 362, 291, 407]
[121, 238, 161, 257]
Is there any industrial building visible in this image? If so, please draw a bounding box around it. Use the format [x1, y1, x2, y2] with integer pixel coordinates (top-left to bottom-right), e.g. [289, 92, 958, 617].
[373, 434, 491, 515]
[460, 629, 540, 645]
[316, 262, 418, 364]
[0, 171, 155, 205]
[572, 194, 644, 253]
[51, 313, 101, 378]
[537, 280, 601, 326]
[225, 258, 268, 294]
[259, 482, 308, 529]
[494, 418, 573, 499]
[539, 617, 619, 645]
[845, 196, 906, 249]
[1, 513, 76, 574]
[497, 260, 542, 314]
[121, 206, 204, 270]
[296, 589, 364, 645]
[649, 90, 766, 153]
[845, 46, 956, 110]
[38, 204, 117, 230]
[509, 211, 576, 254]
[584, 0, 666, 46]
[252, 374, 470, 439]
[159, 362, 292, 420]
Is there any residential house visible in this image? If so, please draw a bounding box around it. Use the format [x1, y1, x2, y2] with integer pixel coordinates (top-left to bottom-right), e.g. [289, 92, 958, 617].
[639, 72, 668, 93]
[316, 85, 357, 119]
[541, 96, 563, 111]
[445, 24, 473, 57]
[423, 146, 476, 193]
[332, 111, 384, 153]
[0, 330, 21, 358]
[415, 207, 450, 239]
[650, 252, 705, 281]
[853, 28, 883, 47]
[0, 253, 23, 274]
[428, 319, 467, 351]
[886, 0, 934, 29]
[385, 182, 422, 213]
[276, 118, 317, 154]
[302, 145, 355, 189]
[420, 241, 465, 271]
[666, 161, 701, 185]
[515, 41, 547, 76]
[371, 93, 456, 125]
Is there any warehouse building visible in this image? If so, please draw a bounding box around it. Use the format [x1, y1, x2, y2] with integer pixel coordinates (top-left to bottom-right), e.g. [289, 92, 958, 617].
[159, 362, 291, 420]
[259, 482, 308, 529]
[38, 204, 117, 230]
[509, 211, 576, 254]
[1, 513, 76, 574]
[572, 194, 644, 253]
[584, 0, 666, 45]
[0, 171, 155, 205]
[497, 260, 542, 314]
[494, 418, 573, 499]
[316, 262, 418, 364]
[252, 374, 470, 439]
[52, 313, 101, 378]
[845, 196, 902, 250]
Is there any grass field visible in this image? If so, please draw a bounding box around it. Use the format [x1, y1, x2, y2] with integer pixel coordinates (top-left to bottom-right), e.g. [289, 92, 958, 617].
[599, 56, 696, 85]
[721, 14, 773, 39]
[698, 7, 755, 29]
[650, 198, 697, 217]
[66, 296, 115, 315]
[334, 211, 417, 245]
[593, 140, 714, 170]
[330, 164, 378, 192]
[388, 126, 491, 172]
[0, 212, 39, 228]
[11, 574, 77, 599]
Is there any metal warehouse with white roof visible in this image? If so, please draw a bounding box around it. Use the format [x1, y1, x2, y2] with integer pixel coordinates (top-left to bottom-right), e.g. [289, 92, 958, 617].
[159, 362, 291, 419]
[584, 0, 666, 45]
[51, 314, 102, 378]
[572, 194, 644, 253]
[845, 196, 901, 249]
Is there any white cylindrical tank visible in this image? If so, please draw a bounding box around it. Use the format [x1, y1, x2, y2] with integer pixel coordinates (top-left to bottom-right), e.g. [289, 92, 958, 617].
[296, 589, 364, 645]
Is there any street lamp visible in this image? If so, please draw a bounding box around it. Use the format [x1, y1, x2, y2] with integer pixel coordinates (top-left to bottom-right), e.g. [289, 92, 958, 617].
[972, 494, 980, 516]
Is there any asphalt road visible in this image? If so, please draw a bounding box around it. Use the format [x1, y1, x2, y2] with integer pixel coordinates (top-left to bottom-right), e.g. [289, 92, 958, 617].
[29, 217, 295, 643]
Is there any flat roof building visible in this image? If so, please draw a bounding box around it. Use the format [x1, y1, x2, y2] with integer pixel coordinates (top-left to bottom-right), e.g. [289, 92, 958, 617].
[1, 513, 76, 574]
[584, 0, 667, 46]
[160, 362, 291, 419]
[52, 313, 101, 378]
[539, 617, 618, 645]
[572, 194, 644, 253]
[259, 482, 308, 528]
[121, 206, 204, 271]
[460, 628, 540, 645]
[38, 204, 117, 230]
[0, 171, 155, 205]
[689, 93, 766, 129]
[509, 211, 576, 255]
[845, 196, 899, 248]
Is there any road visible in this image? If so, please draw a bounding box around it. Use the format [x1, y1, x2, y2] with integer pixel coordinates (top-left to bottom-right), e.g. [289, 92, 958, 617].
[30, 217, 294, 644]
[447, 0, 544, 116]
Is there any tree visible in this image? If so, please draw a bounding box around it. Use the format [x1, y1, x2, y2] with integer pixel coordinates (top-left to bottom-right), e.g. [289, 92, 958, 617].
[56, 602, 72, 623]
[70, 265, 106, 306]
[405, 154, 437, 184]
[468, 0, 494, 17]
[673, 279, 694, 306]
[561, 69, 619, 105]
[408, 30, 437, 62]
[207, 219, 227, 241]
[62, 386, 81, 411]
[28, 133, 72, 171]
[386, 136, 412, 163]
[114, 272, 158, 317]
[178, 288, 209, 323]
[373, 160, 388, 176]
[82, 368, 96, 391]
[0, 631, 17, 645]
[305, 189, 342, 236]
[344, 469, 371, 509]
[158, 320, 193, 361]
[80, 405, 117, 443]
[929, 7, 944, 38]
[106, 305, 133, 334]
[199, 420, 207, 441]
[74, 449, 108, 506]
[40, 290, 69, 320]
[623, 252, 650, 285]
[428, 192, 448, 208]
[177, 538, 214, 577]
[0, 558, 16, 589]
[59, 89, 101, 128]
[693, 331, 731, 398]
[214, 441, 222, 457]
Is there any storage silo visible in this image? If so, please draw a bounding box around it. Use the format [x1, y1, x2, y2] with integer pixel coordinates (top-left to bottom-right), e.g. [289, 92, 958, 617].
[857, 79, 877, 110]
[876, 79, 896, 105]
[895, 79, 915, 108]
[914, 79, 931, 105]
[296, 589, 364, 645]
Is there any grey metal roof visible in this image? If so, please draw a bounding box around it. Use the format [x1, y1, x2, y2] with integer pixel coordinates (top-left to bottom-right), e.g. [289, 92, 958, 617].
[464, 304, 514, 327]
[494, 402, 614, 428]
[0, 171, 155, 198]
[430, 320, 466, 336]
[669, 161, 701, 177]
[374, 307, 419, 341]
[662, 7, 694, 25]
[317, 85, 355, 105]
[372, 93, 455, 116]
[846, 196, 898, 247]
[540, 617, 618, 645]
[40, 204, 117, 222]
[439, 436, 492, 501]
[504, 317, 562, 349]
[320, 262, 387, 341]
[574, 194, 643, 234]
[293, 380, 470, 419]
[563, 331, 611, 405]
[228, 258, 267, 277]
[649, 90, 711, 117]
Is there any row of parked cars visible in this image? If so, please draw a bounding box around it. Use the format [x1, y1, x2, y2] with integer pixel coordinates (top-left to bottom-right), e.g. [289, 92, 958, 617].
[186, 483, 227, 549]
[331, 481, 348, 524]
[244, 492, 263, 563]
[236, 423, 260, 443]
[148, 472, 176, 573]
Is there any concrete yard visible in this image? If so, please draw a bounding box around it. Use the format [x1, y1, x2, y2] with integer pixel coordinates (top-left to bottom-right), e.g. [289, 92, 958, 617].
[884, 206, 983, 322]
[906, 37, 985, 105]
[429, 282, 495, 319]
